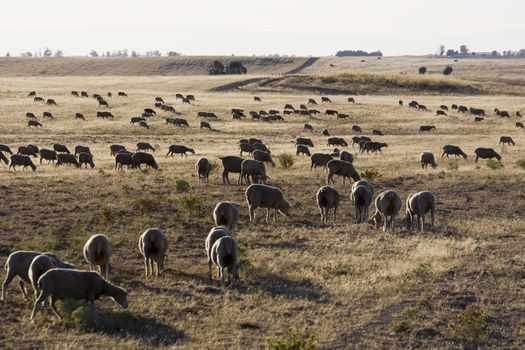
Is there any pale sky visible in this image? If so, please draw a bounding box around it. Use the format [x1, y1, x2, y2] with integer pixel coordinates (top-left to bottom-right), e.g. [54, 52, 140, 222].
[1, 0, 523, 57]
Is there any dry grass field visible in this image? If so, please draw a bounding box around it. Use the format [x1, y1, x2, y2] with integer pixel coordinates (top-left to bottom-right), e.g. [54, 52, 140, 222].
[0, 60, 524, 349]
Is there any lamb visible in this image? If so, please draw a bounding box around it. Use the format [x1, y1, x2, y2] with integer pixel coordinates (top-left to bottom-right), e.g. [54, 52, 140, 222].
[115, 152, 135, 170]
[219, 156, 244, 185]
[138, 228, 168, 277]
[28, 254, 75, 298]
[326, 160, 361, 185]
[136, 142, 155, 152]
[327, 137, 348, 147]
[205, 226, 232, 280]
[53, 144, 71, 154]
[213, 202, 240, 229]
[10, 155, 37, 171]
[56, 154, 80, 168]
[74, 145, 91, 155]
[110, 144, 127, 156]
[351, 184, 373, 223]
[167, 145, 195, 158]
[499, 136, 515, 146]
[340, 151, 354, 163]
[370, 190, 401, 232]
[30, 269, 128, 321]
[253, 150, 276, 167]
[442, 145, 467, 160]
[406, 191, 436, 233]
[79, 152, 95, 168]
[419, 125, 436, 133]
[83, 234, 112, 281]
[195, 157, 212, 183]
[310, 153, 333, 170]
[474, 148, 501, 162]
[133, 152, 159, 169]
[296, 145, 311, 157]
[420, 152, 437, 169]
[316, 186, 340, 223]
[240, 159, 268, 184]
[210, 236, 239, 287]
[245, 184, 291, 222]
[39, 149, 57, 164]
[296, 137, 314, 147]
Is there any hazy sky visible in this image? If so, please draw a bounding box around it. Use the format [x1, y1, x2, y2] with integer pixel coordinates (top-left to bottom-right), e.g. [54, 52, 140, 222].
[1, 0, 523, 56]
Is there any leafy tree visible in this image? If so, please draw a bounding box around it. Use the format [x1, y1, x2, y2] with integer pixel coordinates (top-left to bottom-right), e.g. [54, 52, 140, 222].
[5, 52, 10, 57]
[446, 49, 458, 57]
[43, 48, 52, 57]
[54, 50, 64, 57]
[226, 61, 247, 74]
[439, 44, 445, 56]
[167, 51, 181, 56]
[131, 50, 138, 57]
[208, 60, 224, 75]
[89, 50, 99, 57]
[460, 45, 469, 55]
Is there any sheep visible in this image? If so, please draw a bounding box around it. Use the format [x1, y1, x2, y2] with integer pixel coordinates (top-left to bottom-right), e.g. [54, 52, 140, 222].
[167, 145, 195, 158]
[322, 129, 331, 137]
[110, 144, 127, 156]
[10, 155, 36, 171]
[253, 142, 271, 154]
[79, 152, 95, 168]
[53, 144, 70, 154]
[516, 122, 524, 129]
[211, 202, 240, 231]
[28, 254, 75, 298]
[56, 154, 80, 168]
[0, 144, 13, 155]
[499, 136, 515, 146]
[245, 184, 290, 222]
[240, 159, 268, 184]
[308, 98, 317, 105]
[136, 142, 155, 152]
[200, 121, 212, 130]
[474, 148, 501, 162]
[370, 190, 401, 232]
[351, 179, 374, 195]
[219, 156, 244, 185]
[352, 125, 362, 133]
[419, 125, 436, 133]
[316, 186, 340, 223]
[239, 142, 255, 156]
[28, 120, 42, 128]
[406, 191, 436, 233]
[210, 236, 239, 287]
[205, 226, 233, 280]
[195, 157, 212, 183]
[296, 137, 314, 147]
[253, 150, 276, 167]
[138, 228, 168, 277]
[326, 160, 360, 185]
[420, 152, 437, 169]
[436, 110, 447, 116]
[304, 123, 313, 131]
[83, 234, 112, 281]
[30, 269, 128, 321]
[351, 184, 373, 223]
[296, 145, 311, 157]
[442, 145, 467, 160]
[0, 151, 7, 165]
[139, 121, 149, 129]
[352, 136, 371, 147]
[340, 151, 354, 163]
[17, 145, 38, 157]
[115, 152, 135, 170]
[310, 153, 333, 170]
[74, 145, 91, 155]
[133, 152, 159, 169]
[75, 112, 86, 120]
[327, 137, 348, 147]
[39, 149, 57, 164]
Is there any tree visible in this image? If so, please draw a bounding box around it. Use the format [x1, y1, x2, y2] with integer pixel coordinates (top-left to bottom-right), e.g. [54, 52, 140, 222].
[43, 48, 52, 57]
[131, 50, 138, 57]
[443, 66, 453, 75]
[439, 45, 445, 56]
[446, 49, 458, 57]
[491, 50, 500, 57]
[225, 61, 247, 74]
[106, 51, 111, 57]
[459, 45, 469, 55]
[89, 50, 99, 57]
[208, 60, 225, 75]
[20, 52, 33, 57]
[418, 66, 427, 75]
[54, 50, 64, 57]
[167, 51, 181, 56]
[5, 52, 10, 57]
[151, 50, 161, 57]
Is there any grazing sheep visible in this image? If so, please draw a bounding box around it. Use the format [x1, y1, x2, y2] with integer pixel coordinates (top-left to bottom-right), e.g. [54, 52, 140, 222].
[213, 202, 240, 229]
[327, 137, 348, 147]
[245, 184, 290, 222]
[138, 121, 149, 129]
[39, 149, 57, 164]
[441, 145, 467, 160]
[310, 153, 333, 170]
[440, 105, 449, 111]
[28, 255, 75, 298]
[254, 96, 261, 102]
[83, 234, 112, 281]
[321, 97, 332, 103]
[352, 179, 374, 195]
[348, 97, 355, 103]
[0, 144, 13, 155]
[419, 125, 436, 133]
[195, 157, 212, 183]
[205, 226, 233, 280]
[211, 236, 238, 287]
[74, 145, 91, 155]
[200, 121, 212, 130]
[474, 116, 484, 123]
[352, 125, 362, 133]
[28, 120, 42, 128]
[253, 142, 271, 154]
[308, 98, 317, 105]
[219, 156, 244, 185]
[316, 186, 340, 223]
[436, 110, 447, 116]
[372, 129, 384, 136]
[326, 160, 360, 185]
[53, 144, 70, 154]
[371, 190, 402, 232]
[239, 142, 255, 156]
[139, 228, 168, 277]
[137, 142, 155, 152]
[79, 152, 95, 168]
[46, 99, 57, 106]
[420, 152, 437, 169]
[133, 152, 158, 169]
[240, 159, 267, 184]
[516, 122, 524, 129]
[109, 144, 126, 156]
[322, 129, 331, 137]
[10, 155, 36, 171]
[296, 137, 314, 147]
[296, 145, 311, 157]
[30, 269, 128, 320]
[43, 111, 54, 119]
[399, 100, 403, 106]
[167, 145, 195, 158]
[304, 123, 313, 131]
[352, 136, 371, 147]
[56, 154, 80, 168]
[115, 152, 135, 170]
[253, 150, 276, 167]
[406, 191, 436, 233]
[361, 141, 388, 154]
[474, 148, 501, 162]
[340, 151, 354, 163]
[351, 184, 373, 223]
[26, 112, 36, 119]
[337, 113, 350, 120]
[499, 136, 515, 146]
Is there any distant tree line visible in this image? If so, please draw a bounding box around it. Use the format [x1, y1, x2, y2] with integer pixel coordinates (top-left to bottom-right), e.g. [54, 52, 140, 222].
[10, 49, 181, 58]
[208, 60, 247, 75]
[437, 45, 525, 58]
[335, 50, 383, 57]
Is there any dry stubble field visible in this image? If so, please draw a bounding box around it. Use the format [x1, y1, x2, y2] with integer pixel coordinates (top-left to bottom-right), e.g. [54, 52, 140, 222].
[0, 73, 524, 349]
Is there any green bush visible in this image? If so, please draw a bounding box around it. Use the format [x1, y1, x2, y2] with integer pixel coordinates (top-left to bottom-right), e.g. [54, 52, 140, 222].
[391, 306, 420, 333]
[516, 159, 525, 169]
[485, 159, 503, 170]
[175, 179, 191, 193]
[447, 162, 459, 171]
[448, 304, 487, 344]
[360, 168, 381, 181]
[278, 153, 295, 169]
[267, 328, 316, 350]
[58, 299, 95, 331]
[412, 262, 431, 280]
[177, 195, 204, 216]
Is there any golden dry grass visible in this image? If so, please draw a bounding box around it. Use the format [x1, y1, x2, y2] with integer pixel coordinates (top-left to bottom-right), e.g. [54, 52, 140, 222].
[0, 72, 524, 349]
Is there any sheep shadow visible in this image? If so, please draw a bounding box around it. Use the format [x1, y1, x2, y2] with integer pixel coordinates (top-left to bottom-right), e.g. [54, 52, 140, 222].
[250, 272, 326, 301]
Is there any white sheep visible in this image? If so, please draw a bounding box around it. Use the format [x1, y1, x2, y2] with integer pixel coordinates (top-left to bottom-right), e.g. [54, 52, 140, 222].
[29, 254, 75, 298]
[351, 185, 373, 223]
[245, 184, 291, 223]
[370, 190, 401, 232]
[406, 191, 436, 232]
[213, 202, 240, 229]
[83, 234, 112, 281]
[138, 228, 168, 277]
[351, 180, 374, 195]
[30, 268, 128, 320]
[316, 186, 340, 223]
[211, 236, 239, 287]
[205, 226, 232, 280]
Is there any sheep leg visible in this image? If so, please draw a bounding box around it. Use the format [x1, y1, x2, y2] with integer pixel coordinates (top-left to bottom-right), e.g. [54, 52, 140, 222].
[50, 296, 62, 320]
[1, 271, 16, 302]
[208, 259, 212, 280]
[105, 263, 110, 281]
[249, 206, 255, 222]
[333, 206, 337, 222]
[144, 257, 149, 276]
[149, 259, 155, 277]
[319, 206, 324, 223]
[265, 209, 270, 224]
[30, 290, 50, 320]
[431, 208, 435, 231]
[19, 280, 29, 301]
[419, 214, 425, 233]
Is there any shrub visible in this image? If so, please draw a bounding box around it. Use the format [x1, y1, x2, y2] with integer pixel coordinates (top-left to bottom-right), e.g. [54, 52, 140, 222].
[278, 153, 295, 169]
[98, 205, 118, 223]
[175, 179, 190, 193]
[360, 168, 381, 181]
[391, 306, 420, 333]
[485, 159, 503, 170]
[133, 196, 162, 214]
[58, 299, 95, 331]
[448, 304, 487, 344]
[177, 195, 204, 216]
[412, 262, 431, 280]
[267, 328, 316, 350]
[516, 159, 525, 169]
[447, 162, 459, 171]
